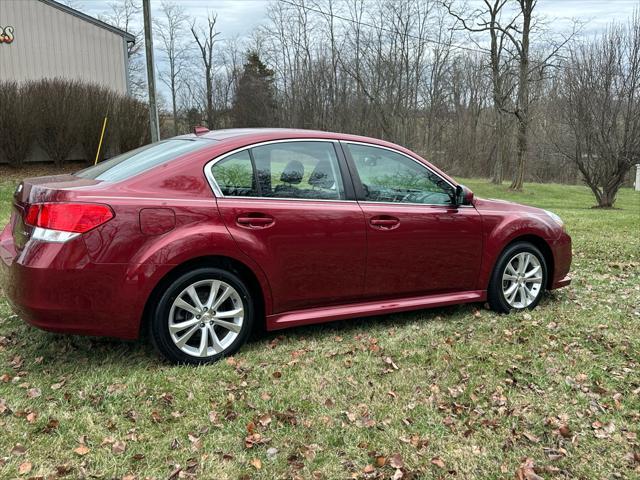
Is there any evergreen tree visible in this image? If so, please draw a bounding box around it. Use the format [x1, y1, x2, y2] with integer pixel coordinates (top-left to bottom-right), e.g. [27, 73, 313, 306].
[231, 52, 276, 127]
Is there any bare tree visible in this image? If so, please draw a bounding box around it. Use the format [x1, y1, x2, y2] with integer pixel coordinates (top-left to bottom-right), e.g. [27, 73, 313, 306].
[508, 0, 534, 191]
[554, 15, 640, 207]
[444, 0, 518, 184]
[191, 12, 220, 129]
[154, 1, 189, 135]
[99, 0, 146, 98]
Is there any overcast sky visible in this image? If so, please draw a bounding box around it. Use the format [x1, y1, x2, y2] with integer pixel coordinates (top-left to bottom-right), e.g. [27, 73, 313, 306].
[70, 0, 638, 41]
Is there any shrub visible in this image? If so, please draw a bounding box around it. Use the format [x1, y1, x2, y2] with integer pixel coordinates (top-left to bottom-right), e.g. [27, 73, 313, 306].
[113, 96, 151, 154]
[0, 81, 34, 167]
[76, 83, 118, 165]
[27, 78, 81, 167]
[0, 79, 151, 167]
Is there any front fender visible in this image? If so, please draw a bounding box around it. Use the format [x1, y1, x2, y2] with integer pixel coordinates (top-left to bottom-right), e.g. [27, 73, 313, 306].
[477, 212, 559, 290]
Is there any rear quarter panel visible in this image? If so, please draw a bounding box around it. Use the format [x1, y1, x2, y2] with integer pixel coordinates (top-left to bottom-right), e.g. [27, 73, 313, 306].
[73, 146, 274, 330]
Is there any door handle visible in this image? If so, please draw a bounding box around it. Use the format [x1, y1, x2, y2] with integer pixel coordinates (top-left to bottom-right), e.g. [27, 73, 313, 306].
[236, 214, 275, 228]
[369, 216, 400, 230]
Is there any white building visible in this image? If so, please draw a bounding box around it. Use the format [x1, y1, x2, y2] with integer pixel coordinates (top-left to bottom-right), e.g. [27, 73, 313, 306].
[0, 0, 134, 94]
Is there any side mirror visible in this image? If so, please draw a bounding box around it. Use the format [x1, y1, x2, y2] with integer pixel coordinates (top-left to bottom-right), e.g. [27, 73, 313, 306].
[455, 185, 474, 206]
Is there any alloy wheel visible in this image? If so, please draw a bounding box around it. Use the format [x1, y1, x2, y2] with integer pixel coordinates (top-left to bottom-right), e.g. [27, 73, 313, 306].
[501, 252, 543, 309]
[168, 279, 244, 358]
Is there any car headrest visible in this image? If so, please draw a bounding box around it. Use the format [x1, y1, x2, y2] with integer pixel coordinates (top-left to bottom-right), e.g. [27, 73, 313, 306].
[308, 159, 335, 189]
[280, 160, 304, 184]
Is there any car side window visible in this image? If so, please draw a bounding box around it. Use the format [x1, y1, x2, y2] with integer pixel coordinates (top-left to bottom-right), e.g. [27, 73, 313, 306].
[251, 142, 346, 200]
[347, 144, 454, 205]
[210, 150, 257, 197]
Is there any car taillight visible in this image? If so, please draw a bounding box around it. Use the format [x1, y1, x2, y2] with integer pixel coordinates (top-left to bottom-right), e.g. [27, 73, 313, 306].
[25, 203, 114, 233]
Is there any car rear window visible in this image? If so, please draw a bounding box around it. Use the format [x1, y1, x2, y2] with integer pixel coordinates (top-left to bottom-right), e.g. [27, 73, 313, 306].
[76, 139, 209, 182]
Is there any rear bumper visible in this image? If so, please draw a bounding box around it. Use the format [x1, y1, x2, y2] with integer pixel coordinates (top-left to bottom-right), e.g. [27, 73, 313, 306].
[0, 223, 149, 340]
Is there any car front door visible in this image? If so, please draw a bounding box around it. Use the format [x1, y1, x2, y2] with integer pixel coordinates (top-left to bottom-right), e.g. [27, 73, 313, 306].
[209, 140, 366, 314]
[343, 142, 483, 299]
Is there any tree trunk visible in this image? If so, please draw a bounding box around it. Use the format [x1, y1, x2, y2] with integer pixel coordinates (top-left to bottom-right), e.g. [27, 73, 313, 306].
[206, 69, 214, 129]
[509, 0, 533, 191]
[510, 116, 527, 190]
[171, 76, 178, 136]
[492, 112, 506, 184]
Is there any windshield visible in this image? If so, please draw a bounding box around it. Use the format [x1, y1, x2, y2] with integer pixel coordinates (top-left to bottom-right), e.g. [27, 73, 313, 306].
[76, 139, 210, 182]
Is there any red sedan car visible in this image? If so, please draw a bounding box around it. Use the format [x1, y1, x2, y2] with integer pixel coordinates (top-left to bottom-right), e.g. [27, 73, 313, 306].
[0, 128, 571, 364]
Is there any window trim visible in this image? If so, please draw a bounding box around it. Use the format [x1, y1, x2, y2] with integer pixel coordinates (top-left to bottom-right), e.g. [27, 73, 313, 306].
[341, 140, 467, 208]
[204, 138, 355, 202]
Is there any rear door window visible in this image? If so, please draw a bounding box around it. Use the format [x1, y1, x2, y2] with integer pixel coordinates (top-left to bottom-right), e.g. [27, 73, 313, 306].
[251, 141, 345, 200]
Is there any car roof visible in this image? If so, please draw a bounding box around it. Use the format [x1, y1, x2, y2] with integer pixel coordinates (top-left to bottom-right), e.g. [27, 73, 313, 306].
[173, 128, 458, 186]
[177, 128, 392, 146]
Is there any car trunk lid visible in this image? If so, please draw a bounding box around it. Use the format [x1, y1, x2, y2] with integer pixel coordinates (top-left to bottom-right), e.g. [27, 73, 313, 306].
[12, 174, 103, 250]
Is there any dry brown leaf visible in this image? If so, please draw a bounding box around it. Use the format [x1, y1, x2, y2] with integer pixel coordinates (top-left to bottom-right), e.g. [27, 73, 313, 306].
[112, 440, 127, 454]
[516, 457, 544, 480]
[389, 453, 404, 469]
[251, 458, 262, 470]
[258, 414, 272, 428]
[18, 461, 32, 475]
[11, 444, 27, 455]
[26, 388, 41, 399]
[362, 464, 375, 474]
[431, 456, 445, 468]
[559, 425, 571, 438]
[74, 445, 90, 456]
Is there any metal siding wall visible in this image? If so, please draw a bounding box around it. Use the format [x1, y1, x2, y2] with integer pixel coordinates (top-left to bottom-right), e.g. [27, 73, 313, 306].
[0, 0, 128, 93]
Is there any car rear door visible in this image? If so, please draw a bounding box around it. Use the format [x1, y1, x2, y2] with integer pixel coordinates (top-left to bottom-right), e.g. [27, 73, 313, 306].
[209, 140, 367, 314]
[342, 142, 483, 299]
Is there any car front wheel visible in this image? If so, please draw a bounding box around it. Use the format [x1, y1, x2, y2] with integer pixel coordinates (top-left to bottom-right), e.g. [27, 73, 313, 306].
[488, 242, 547, 313]
[150, 267, 254, 364]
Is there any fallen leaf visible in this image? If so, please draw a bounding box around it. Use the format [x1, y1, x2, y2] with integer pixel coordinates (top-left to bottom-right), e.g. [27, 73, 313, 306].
[26, 388, 41, 399]
[389, 453, 404, 469]
[258, 414, 272, 428]
[112, 440, 126, 454]
[11, 445, 26, 458]
[431, 457, 445, 468]
[251, 458, 262, 470]
[43, 418, 59, 433]
[383, 356, 399, 370]
[559, 425, 571, 438]
[18, 461, 32, 475]
[74, 445, 90, 456]
[516, 457, 544, 480]
[266, 447, 278, 460]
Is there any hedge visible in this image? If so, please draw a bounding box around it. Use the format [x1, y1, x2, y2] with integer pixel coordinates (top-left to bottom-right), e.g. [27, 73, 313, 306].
[0, 78, 150, 167]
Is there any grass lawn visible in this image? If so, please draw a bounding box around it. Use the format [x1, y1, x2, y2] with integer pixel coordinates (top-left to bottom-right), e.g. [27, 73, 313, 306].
[0, 176, 638, 479]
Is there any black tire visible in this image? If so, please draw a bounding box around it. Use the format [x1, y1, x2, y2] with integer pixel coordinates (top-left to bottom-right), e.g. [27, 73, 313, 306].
[150, 267, 254, 365]
[487, 242, 548, 313]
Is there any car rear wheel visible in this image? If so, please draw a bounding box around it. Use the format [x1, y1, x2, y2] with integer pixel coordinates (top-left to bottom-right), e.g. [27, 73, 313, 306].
[488, 242, 547, 313]
[150, 267, 254, 364]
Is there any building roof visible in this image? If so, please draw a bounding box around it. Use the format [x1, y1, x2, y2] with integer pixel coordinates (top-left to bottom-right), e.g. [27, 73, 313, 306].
[39, 0, 136, 43]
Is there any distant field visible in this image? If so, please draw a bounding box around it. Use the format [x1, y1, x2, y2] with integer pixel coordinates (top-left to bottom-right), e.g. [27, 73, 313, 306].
[0, 176, 638, 479]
